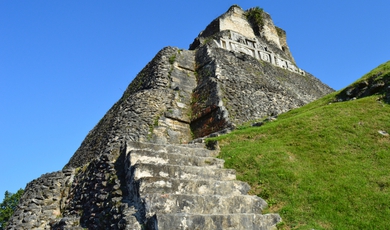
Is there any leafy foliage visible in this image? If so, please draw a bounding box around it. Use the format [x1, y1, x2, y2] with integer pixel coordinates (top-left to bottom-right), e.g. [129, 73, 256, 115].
[169, 54, 176, 65]
[275, 26, 285, 38]
[245, 7, 264, 35]
[0, 189, 24, 230]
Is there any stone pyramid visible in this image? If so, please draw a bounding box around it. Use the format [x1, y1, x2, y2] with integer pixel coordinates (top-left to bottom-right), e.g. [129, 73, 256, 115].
[7, 5, 333, 230]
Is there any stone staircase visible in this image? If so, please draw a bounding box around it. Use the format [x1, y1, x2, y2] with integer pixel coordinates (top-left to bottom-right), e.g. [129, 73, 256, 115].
[125, 142, 281, 229]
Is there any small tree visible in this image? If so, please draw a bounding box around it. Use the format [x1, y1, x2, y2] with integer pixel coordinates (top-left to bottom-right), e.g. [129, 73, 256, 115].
[245, 7, 264, 36]
[0, 189, 24, 230]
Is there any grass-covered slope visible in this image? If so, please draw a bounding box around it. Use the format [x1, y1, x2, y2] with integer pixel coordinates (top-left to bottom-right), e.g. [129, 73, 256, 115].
[210, 61, 390, 229]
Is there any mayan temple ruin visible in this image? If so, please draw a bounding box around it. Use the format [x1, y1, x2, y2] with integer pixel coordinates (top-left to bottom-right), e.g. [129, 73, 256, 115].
[7, 5, 333, 230]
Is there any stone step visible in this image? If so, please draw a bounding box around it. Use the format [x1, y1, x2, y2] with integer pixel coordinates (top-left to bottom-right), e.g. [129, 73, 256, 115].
[131, 163, 236, 181]
[154, 213, 281, 230]
[128, 150, 224, 168]
[136, 177, 250, 196]
[144, 194, 267, 215]
[165, 145, 218, 158]
[127, 141, 216, 158]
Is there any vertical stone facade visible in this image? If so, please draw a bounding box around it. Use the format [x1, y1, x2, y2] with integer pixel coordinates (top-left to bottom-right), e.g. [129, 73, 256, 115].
[190, 5, 296, 69]
[213, 30, 305, 75]
[219, 5, 256, 39]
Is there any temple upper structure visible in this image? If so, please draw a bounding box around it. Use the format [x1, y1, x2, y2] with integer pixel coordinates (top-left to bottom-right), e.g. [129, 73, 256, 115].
[190, 5, 304, 75]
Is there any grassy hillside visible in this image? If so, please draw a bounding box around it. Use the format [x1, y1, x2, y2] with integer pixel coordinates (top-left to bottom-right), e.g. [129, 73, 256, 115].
[210, 61, 390, 229]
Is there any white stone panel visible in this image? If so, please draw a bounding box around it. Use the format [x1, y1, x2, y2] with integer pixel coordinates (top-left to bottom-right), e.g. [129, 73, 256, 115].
[219, 7, 256, 39]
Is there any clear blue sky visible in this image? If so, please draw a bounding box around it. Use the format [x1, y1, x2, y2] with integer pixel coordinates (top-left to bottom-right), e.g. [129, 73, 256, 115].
[1, 1, 389, 198]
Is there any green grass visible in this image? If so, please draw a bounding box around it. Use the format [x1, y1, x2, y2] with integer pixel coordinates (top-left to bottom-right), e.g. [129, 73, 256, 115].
[209, 63, 390, 229]
[351, 60, 390, 85]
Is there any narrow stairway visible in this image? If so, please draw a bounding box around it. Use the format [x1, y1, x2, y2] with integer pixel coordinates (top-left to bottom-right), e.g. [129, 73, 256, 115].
[124, 141, 281, 230]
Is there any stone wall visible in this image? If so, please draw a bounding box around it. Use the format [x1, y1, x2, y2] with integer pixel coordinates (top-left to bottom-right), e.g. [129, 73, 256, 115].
[6, 170, 75, 229]
[56, 148, 140, 229]
[212, 46, 332, 124]
[190, 43, 333, 138]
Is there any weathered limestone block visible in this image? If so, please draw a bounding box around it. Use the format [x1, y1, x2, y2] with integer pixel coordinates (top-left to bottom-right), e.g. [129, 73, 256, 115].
[259, 11, 282, 50]
[156, 213, 281, 230]
[219, 5, 256, 39]
[152, 49, 197, 145]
